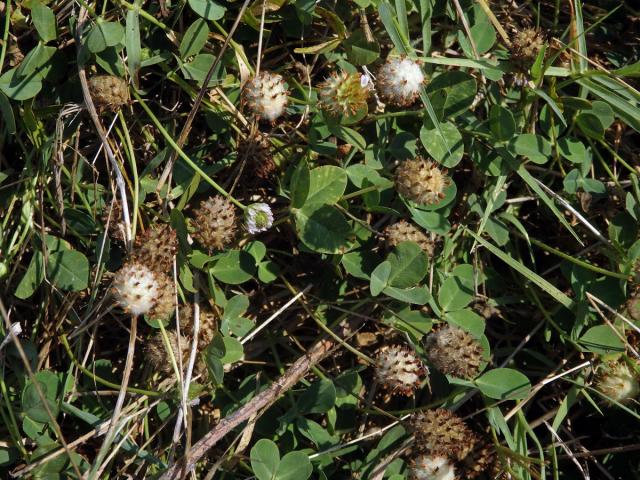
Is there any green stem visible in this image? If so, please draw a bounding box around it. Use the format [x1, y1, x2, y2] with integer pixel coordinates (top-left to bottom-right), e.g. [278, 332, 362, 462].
[341, 184, 383, 201]
[118, 0, 170, 31]
[132, 90, 246, 210]
[60, 334, 161, 397]
[0, 0, 11, 76]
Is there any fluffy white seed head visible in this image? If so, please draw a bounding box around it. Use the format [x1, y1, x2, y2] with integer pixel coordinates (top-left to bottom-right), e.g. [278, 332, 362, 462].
[377, 57, 425, 106]
[245, 202, 274, 234]
[409, 454, 456, 480]
[596, 361, 640, 404]
[112, 262, 159, 316]
[244, 72, 288, 121]
[375, 344, 426, 396]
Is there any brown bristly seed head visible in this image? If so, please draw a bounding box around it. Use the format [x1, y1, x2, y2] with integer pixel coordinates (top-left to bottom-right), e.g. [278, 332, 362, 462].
[243, 71, 288, 122]
[179, 304, 219, 352]
[510, 27, 545, 67]
[410, 408, 477, 461]
[238, 134, 277, 182]
[374, 344, 427, 396]
[395, 157, 450, 206]
[459, 440, 495, 479]
[425, 324, 483, 380]
[191, 195, 237, 252]
[318, 71, 371, 117]
[145, 330, 190, 375]
[131, 224, 177, 271]
[112, 261, 159, 316]
[384, 220, 436, 257]
[148, 272, 175, 321]
[102, 200, 126, 242]
[88, 75, 129, 111]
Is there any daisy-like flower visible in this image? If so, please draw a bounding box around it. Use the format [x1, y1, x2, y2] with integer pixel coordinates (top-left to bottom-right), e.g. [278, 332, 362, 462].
[245, 203, 274, 234]
[377, 57, 425, 107]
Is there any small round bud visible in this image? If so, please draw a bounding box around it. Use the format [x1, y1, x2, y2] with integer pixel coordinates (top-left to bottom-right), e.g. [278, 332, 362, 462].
[374, 344, 427, 396]
[411, 408, 477, 461]
[425, 325, 483, 380]
[377, 56, 425, 107]
[409, 454, 456, 480]
[191, 196, 237, 251]
[88, 75, 129, 111]
[595, 360, 640, 405]
[318, 71, 371, 117]
[245, 203, 274, 234]
[384, 220, 436, 257]
[243, 72, 288, 121]
[395, 157, 450, 206]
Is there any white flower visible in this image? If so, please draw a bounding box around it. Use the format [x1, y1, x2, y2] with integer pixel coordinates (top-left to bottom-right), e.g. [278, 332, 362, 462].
[377, 57, 425, 106]
[410, 454, 456, 480]
[245, 203, 274, 234]
[112, 262, 160, 316]
[243, 72, 288, 121]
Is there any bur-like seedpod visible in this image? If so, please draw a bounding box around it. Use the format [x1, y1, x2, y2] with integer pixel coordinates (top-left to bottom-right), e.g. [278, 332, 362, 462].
[377, 56, 425, 107]
[510, 27, 545, 67]
[595, 360, 640, 404]
[384, 220, 436, 257]
[243, 71, 288, 121]
[374, 344, 427, 396]
[411, 408, 477, 461]
[191, 196, 237, 251]
[425, 325, 483, 380]
[145, 331, 190, 375]
[395, 157, 451, 206]
[131, 224, 178, 271]
[409, 454, 456, 480]
[459, 440, 495, 479]
[318, 71, 371, 117]
[179, 304, 219, 352]
[112, 262, 174, 319]
[88, 75, 129, 111]
[238, 134, 276, 182]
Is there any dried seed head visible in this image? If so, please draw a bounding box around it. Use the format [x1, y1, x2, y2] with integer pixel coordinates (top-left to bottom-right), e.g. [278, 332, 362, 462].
[425, 325, 483, 380]
[131, 224, 178, 271]
[377, 56, 425, 107]
[409, 454, 456, 480]
[243, 72, 288, 121]
[627, 290, 640, 321]
[112, 262, 160, 316]
[374, 344, 427, 396]
[384, 220, 436, 257]
[149, 273, 175, 321]
[411, 408, 477, 461]
[179, 304, 219, 352]
[318, 71, 371, 117]
[511, 28, 545, 67]
[238, 134, 276, 182]
[395, 157, 450, 206]
[88, 75, 129, 111]
[145, 331, 190, 375]
[102, 200, 126, 242]
[191, 196, 237, 252]
[595, 361, 640, 404]
[459, 440, 495, 479]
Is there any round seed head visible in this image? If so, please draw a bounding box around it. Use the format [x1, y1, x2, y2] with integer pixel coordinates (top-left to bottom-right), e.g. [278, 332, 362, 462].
[318, 71, 371, 117]
[459, 440, 495, 479]
[112, 262, 160, 316]
[595, 361, 640, 404]
[145, 331, 190, 375]
[131, 224, 177, 271]
[384, 220, 436, 257]
[374, 344, 427, 396]
[243, 71, 288, 121]
[511, 28, 545, 67]
[425, 325, 483, 380]
[395, 157, 450, 206]
[148, 273, 175, 321]
[101, 200, 126, 242]
[88, 75, 129, 111]
[179, 304, 219, 352]
[411, 408, 477, 461]
[191, 195, 237, 252]
[238, 134, 276, 182]
[377, 56, 425, 107]
[409, 454, 456, 480]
